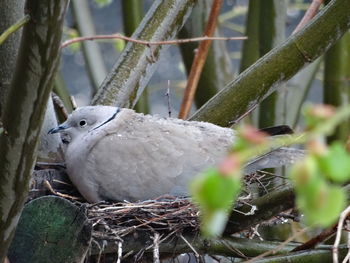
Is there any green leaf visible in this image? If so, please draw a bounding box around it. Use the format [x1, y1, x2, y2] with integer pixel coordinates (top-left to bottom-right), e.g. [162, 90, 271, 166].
[191, 169, 241, 210]
[113, 39, 125, 52]
[297, 184, 346, 226]
[199, 210, 229, 237]
[65, 28, 81, 53]
[94, 0, 113, 7]
[289, 156, 319, 192]
[318, 142, 350, 183]
[191, 168, 241, 237]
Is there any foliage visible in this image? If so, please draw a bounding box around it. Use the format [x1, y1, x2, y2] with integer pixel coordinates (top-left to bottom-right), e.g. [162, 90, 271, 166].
[192, 104, 350, 236]
[94, 0, 114, 8]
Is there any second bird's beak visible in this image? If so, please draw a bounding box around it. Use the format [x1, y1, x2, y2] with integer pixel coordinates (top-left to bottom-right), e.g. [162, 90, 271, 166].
[48, 124, 69, 134]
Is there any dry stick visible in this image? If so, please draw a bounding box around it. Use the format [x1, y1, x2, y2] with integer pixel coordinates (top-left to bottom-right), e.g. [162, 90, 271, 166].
[152, 232, 161, 263]
[52, 93, 68, 119]
[291, 223, 338, 252]
[116, 241, 122, 263]
[70, 96, 77, 110]
[342, 221, 350, 263]
[179, 234, 200, 260]
[61, 34, 246, 49]
[43, 180, 81, 200]
[333, 205, 350, 263]
[292, 0, 324, 34]
[178, 0, 224, 119]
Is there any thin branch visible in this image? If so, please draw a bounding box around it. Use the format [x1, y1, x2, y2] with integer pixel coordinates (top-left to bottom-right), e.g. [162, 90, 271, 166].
[165, 80, 172, 118]
[61, 33, 246, 48]
[178, 0, 223, 119]
[293, 0, 324, 34]
[0, 15, 30, 45]
[292, 223, 337, 252]
[152, 232, 160, 263]
[333, 205, 350, 263]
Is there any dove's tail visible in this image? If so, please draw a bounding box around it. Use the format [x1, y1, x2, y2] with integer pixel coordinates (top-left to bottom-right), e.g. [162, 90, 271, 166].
[244, 147, 305, 174]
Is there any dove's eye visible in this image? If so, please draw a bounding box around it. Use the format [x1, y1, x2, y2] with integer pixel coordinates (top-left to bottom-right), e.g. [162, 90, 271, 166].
[79, 119, 87, 127]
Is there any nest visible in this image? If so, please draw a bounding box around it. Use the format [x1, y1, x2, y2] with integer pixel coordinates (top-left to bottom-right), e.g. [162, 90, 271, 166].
[86, 197, 200, 241]
[31, 167, 290, 260]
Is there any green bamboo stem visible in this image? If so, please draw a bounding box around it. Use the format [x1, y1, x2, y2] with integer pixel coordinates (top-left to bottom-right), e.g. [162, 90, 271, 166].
[286, 58, 321, 127]
[92, 233, 337, 259]
[250, 247, 346, 263]
[121, 0, 149, 114]
[189, 0, 350, 126]
[121, 0, 143, 36]
[71, 0, 107, 94]
[239, 0, 260, 73]
[324, 32, 350, 143]
[257, 1, 286, 129]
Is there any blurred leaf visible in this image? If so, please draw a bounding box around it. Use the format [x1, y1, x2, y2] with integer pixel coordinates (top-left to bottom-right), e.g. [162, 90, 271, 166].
[289, 156, 319, 191]
[303, 104, 336, 131]
[297, 184, 346, 226]
[94, 0, 113, 8]
[65, 28, 81, 52]
[290, 155, 346, 227]
[318, 142, 350, 183]
[113, 39, 125, 52]
[191, 168, 241, 236]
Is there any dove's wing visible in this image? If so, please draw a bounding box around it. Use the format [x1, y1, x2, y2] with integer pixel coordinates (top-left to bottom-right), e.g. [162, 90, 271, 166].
[66, 109, 234, 202]
[244, 147, 305, 174]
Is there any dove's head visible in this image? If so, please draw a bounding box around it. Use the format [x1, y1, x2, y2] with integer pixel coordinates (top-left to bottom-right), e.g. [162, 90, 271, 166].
[48, 106, 120, 142]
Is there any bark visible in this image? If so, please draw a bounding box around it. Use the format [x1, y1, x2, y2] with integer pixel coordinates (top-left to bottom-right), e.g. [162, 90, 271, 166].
[0, 0, 25, 117]
[0, 1, 69, 260]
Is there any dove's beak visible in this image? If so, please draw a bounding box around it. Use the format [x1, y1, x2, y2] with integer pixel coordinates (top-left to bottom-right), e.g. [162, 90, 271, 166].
[48, 124, 69, 134]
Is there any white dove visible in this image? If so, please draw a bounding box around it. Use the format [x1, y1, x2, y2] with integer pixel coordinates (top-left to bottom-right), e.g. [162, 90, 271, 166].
[49, 106, 303, 202]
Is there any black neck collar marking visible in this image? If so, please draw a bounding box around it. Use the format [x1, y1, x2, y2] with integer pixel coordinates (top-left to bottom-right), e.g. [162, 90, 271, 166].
[91, 107, 121, 131]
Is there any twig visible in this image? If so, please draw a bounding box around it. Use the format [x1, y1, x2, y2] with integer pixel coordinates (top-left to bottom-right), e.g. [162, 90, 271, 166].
[292, 223, 337, 252]
[43, 180, 81, 200]
[233, 202, 257, 216]
[96, 240, 107, 263]
[333, 205, 350, 263]
[52, 93, 68, 119]
[70, 96, 77, 110]
[180, 234, 200, 260]
[178, 0, 224, 119]
[152, 232, 160, 263]
[0, 15, 30, 45]
[342, 221, 350, 263]
[293, 0, 324, 34]
[165, 80, 172, 118]
[116, 241, 122, 263]
[229, 104, 258, 125]
[61, 33, 246, 49]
